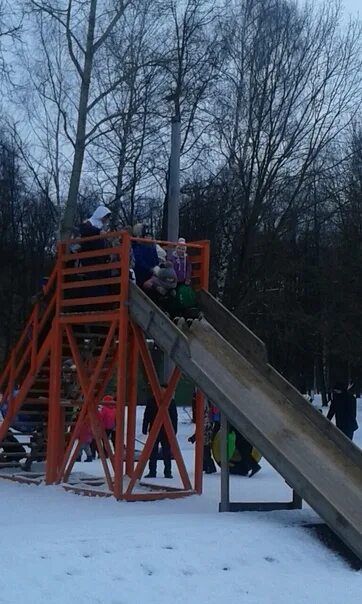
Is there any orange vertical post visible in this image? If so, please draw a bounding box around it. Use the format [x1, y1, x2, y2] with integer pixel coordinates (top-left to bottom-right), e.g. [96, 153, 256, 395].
[126, 328, 138, 477]
[200, 241, 210, 290]
[58, 405, 65, 471]
[114, 232, 130, 499]
[46, 244, 63, 484]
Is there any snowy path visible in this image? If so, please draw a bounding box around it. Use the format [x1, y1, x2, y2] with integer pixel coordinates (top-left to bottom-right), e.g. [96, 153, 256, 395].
[0, 402, 361, 604]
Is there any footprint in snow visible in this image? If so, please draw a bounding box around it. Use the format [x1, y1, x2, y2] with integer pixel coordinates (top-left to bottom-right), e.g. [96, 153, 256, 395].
[141, 563, 154, 576]
[181, 569, 194, 577]
[264, 556, 277, 563]
[162, 545, 174, 550]
[65, 568, 81, 577]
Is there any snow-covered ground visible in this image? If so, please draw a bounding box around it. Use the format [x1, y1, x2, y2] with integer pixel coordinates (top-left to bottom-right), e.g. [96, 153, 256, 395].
[0, 400, 361, 604]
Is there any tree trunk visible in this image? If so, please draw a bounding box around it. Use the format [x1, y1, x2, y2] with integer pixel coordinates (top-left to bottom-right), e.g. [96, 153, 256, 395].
[61, 0, 97, 238]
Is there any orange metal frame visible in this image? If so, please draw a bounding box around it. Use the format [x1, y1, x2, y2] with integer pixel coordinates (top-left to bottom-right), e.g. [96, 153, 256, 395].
[0, 231, 210, 501]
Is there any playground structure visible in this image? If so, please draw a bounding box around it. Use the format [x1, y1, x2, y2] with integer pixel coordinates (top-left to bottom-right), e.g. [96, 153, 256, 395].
[0, 231, 362, 560]
[0, 232, 208, 500]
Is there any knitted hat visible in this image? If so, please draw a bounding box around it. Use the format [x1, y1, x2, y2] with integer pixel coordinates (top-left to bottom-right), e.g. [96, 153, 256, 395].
[176, 237, 187, 254]
[63, 359, 76, 371]
[153, 262, 177, 289]
[102, 394, 116, 405]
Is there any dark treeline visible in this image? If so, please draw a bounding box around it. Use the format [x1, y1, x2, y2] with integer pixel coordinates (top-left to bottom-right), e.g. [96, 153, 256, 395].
[0, 133, 56, 358]
[180, 126, 362, 398]
[0, 0, 362, 398]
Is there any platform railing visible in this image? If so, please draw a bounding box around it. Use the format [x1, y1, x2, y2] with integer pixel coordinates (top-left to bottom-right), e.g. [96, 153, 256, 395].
[54, 232, 209, 317]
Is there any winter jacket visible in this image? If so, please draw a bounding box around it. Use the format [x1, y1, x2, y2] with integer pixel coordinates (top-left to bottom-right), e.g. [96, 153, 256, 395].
[171, 252, 192, 284]
[211, 405, 220, 423]
[144, 263, 178, 295]
[79, 221, 107, 257]
[100, 406, 116, 430]
[142, 397, 178, 438]
[0, 399, 8, 420]
[0, 393, 30, 430]
[75, 420, 93, 444]
[79, 220, 111, 281]
[189, 403, 214, 446]
[327, 389, 358, 435]
[132, 241, 159, 286]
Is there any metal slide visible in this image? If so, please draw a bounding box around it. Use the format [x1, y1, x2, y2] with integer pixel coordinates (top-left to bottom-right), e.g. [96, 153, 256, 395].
[129, 283, 362, 560]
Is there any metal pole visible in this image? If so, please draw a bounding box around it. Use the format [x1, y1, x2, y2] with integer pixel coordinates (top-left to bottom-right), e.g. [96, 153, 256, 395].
[164, 115, 181, 383]
[167, 115, 181, 243]
[219, 412, 230, 512]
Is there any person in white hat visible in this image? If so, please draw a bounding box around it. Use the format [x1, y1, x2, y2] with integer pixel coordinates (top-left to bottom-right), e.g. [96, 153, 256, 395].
[171, 237, 192, 285]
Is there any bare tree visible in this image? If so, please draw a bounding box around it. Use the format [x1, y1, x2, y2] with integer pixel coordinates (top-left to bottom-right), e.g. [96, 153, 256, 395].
[0, 0, 23, 77]
[13, 12, 69, 237]
[209, 0, 362, 308]
[26, 0, 133, 236]
[87, 0, 161, 226]
[152, 0, 224, 237]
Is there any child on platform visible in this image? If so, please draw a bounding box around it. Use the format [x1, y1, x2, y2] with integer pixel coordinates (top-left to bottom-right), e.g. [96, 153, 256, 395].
[171, 238, 192, 285]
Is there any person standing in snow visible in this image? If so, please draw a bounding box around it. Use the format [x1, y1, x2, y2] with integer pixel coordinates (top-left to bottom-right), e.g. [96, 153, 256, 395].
[0, 390, 28, 464]
[188, 399, 217, 474]
[142, 388, 178, 479]
[0, 391, 27, 465]
[99, 395, 116, 451]
[232, 430, 261, 477]
[75, 417, 93, 462]
[327, 382, 358, 440]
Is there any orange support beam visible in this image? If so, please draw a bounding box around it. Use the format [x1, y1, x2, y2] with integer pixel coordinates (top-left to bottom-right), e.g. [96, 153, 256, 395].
[126, 328, 138, 477]
[46, 322, 63, 484]
[46, 251, 63, 484]
[125, 324, 192, 499]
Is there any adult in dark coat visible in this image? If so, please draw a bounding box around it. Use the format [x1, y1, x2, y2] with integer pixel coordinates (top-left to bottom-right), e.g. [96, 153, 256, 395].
[142, 392, 178, 478]
[327, 382, 358, 440]
[79, 206, 111, 258]
[78, 206, 112, 301]
[132, 224, 159, 287]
